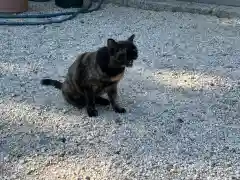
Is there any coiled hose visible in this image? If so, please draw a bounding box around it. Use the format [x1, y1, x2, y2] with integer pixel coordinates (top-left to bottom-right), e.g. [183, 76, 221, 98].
[0, 0, 104, 26]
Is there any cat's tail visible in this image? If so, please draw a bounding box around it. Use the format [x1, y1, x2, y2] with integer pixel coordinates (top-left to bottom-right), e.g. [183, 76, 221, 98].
[40, 78, 62, 90]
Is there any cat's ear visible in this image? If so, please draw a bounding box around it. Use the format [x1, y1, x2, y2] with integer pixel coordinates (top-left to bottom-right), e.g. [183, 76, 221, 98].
[128, 34, 135, 42]
[107, 38, 118, 48]
[107, 38, 118, 55]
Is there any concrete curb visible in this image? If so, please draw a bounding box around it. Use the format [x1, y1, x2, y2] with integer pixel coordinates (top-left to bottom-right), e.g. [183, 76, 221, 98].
[105, 0, 240, 18]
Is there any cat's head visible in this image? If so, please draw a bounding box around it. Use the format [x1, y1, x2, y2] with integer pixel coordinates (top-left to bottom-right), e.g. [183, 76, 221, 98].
[107, 34, 138, 68]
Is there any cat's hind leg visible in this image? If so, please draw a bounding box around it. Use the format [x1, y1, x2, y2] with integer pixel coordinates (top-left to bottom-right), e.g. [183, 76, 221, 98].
[63, 92, 86, 109]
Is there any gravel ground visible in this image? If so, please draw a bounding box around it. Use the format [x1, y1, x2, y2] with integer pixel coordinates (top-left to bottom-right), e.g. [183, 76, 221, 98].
[1, 1, 240, 180]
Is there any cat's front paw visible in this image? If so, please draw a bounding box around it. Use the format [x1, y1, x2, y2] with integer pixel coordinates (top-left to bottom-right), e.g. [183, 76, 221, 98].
[87, 108, 98, 117]
[114, 107, 126, 113]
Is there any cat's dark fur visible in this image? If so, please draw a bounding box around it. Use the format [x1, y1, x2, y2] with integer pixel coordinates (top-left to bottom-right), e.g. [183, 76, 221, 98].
[40, 34, 138, 117]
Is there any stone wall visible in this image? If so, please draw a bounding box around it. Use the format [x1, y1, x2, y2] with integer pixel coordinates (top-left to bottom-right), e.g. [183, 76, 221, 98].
[106, 0, 240, 7]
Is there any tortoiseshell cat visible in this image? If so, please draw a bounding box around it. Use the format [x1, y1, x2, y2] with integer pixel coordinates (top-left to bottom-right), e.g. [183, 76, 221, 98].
[40, 34, 138, 117]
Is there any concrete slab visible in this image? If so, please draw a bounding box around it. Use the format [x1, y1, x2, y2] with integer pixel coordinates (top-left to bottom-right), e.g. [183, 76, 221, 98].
[178, 0, 240, 7]
[106, 0, 240, 18]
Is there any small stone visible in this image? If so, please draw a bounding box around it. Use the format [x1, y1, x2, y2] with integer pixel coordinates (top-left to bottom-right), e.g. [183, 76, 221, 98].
[16, 153, 22, 158]
[210, 83, 214, 86]
[125, 154, 132, 160]
[230, 148, 236, 153]
[45, 160, 51, 167]
[115, 118, 122, 125]
[41, 148, 47, 153]
[58, 137, 66, 143]
[162, 53, 170, 57]
[225, 64, 234, 68]
[11, 93, 18, 97]
[63, 109, 71, 114]
[59, 151, 66, 157]
[210, 162, 217, 167]
[19, 159, 26, 164]
[192, 24, 197, 29]
[4, 155, 10, 162]
[15, 96, 23, 102]
[85, 176, 90, 180]
[39, 138, 49, 145]
[27, 169, 35, 175]
[166, 164, 173, 171]
[176, 118, 184, 123]
[114, 150, 121, 155]
[223, 146, 229, 151]
[226, 162, 232, 167]
[170, 167, 178, 173]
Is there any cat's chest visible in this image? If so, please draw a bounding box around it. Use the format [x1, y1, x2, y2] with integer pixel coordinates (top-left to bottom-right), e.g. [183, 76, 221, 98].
[109, 71, 124, 82]
[93, 71, 125, 93]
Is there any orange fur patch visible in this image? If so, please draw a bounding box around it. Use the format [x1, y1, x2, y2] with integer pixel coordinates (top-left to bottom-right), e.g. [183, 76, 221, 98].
[110, 72, 124, 82]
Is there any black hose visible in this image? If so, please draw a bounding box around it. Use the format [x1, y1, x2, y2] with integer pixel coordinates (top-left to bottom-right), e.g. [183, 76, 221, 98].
[0, 0, 103, 26]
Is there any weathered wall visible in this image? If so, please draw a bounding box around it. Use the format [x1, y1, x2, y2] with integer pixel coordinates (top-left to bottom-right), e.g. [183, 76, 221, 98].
[106, 0, 240, 18]
[106, 0, 240, 7]
[177, 0, 240, 7]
